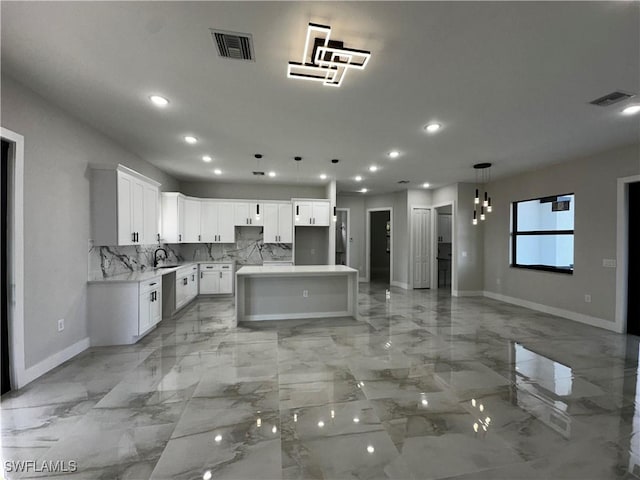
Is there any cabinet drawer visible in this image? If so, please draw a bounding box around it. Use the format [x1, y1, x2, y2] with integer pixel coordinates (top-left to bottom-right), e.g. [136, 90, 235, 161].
[199, 263, 233, 272]
[140, 277, 161, 294]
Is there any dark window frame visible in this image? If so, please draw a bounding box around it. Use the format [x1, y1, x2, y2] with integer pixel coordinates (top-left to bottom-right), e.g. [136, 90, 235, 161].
[511, 193, 575, 275]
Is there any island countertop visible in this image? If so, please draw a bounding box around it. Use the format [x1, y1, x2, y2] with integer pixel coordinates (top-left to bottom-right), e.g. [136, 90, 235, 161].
[236, 265, 358, 277]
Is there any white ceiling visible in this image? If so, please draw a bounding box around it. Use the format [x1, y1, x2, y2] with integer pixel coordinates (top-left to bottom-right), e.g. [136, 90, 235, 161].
[2, 1, 639, 194]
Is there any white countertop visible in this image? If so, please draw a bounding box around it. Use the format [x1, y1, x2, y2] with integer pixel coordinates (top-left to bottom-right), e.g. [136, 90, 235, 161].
[236, 265, 358, 277]
[88, 262, 199, 284]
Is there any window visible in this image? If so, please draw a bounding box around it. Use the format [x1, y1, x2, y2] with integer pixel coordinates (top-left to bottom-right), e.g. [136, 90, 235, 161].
[511, 194, 574, 274]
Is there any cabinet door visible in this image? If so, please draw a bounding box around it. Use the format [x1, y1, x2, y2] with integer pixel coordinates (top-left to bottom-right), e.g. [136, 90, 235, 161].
[199, 271, 219, 294]
[249, 202, 263, 226]
[176, 276, 188, 308]
[183, 198, 201, 243]
[200, 201, 219, 242]
[177, 196, 186, 243]
[131, 179, 145, 243]
[150, 288, 162, 326]
[217, 202, 236, 243]
[234, 202, 250, 226]
[312, 202, 330, 226]
[219, 271, 233, 294]
[117, 172, 134, 245]
[278, 203, 293, 243]
[294, 202, 313, 226]
[142, 183, 159, 245]
[188, 271, 198, 299]
[138, 291, 152, 334]
[263, 203, 279, 243]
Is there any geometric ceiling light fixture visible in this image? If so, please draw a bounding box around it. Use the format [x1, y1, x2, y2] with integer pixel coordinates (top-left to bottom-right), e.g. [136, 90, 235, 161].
[473, 163, 492, 225]
[287, 23, 371, 87]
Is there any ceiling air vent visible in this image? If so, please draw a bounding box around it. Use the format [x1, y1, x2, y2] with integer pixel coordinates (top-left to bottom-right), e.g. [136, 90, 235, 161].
[252, 171, 265, 176]
[397, 180, 410, 184]
[589, 90, 635, 107]
[210, 29, 254, 61]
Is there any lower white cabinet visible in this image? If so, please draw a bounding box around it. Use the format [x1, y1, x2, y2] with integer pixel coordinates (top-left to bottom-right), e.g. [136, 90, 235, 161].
[88, 276, 162, 346]
[175, 265, 199, 310]
[199, 263, 234, 294]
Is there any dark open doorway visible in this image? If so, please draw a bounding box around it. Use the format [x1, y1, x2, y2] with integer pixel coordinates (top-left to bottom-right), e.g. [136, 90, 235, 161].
[627, 182, 640, 336]
[2, 139, 10, 394]
[370, 210, 391, 284]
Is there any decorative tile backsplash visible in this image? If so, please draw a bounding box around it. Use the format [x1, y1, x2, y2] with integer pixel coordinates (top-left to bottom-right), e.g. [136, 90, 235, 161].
[179, 227, 292, 265]
[88, 243, 182, 279]
[89, 227, 292, 278]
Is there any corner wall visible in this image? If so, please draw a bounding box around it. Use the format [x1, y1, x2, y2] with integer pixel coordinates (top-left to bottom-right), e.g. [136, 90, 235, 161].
[1, 74, 179, 376]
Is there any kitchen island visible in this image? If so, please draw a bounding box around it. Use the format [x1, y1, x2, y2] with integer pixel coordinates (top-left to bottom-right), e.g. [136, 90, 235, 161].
[235, 265, 359, 324]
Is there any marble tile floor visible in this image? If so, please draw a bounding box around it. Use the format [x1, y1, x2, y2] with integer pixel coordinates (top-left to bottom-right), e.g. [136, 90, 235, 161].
[2, 283, 640, 479]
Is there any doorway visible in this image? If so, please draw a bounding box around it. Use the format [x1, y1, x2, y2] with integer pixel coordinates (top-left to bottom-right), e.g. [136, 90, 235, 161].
[335, 208, 349, 266]
[411, 208, 431, 288]
[368, 209, 391, 284]
[1, 139, 9, 394]
[627, 182, 640, 335]
[435, 205, 452, 290]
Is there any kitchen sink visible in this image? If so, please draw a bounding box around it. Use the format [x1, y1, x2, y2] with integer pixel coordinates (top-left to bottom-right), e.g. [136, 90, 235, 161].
[154, 265, 179, 269]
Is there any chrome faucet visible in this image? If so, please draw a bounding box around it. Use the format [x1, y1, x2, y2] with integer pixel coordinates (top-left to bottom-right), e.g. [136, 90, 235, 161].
[153, 247, 168, 268]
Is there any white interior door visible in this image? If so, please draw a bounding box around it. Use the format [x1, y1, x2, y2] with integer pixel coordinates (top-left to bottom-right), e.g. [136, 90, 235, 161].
[412, 208, 431, 288]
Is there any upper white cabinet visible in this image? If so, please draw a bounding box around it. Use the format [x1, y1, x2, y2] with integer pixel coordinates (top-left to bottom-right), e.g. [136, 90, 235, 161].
[161, 193, 185, 243]
[183, 198, 202, 243]
[234, 201, 263, 226]
[200, 200, 235, 243]
[294, 200, 330, 226]
[263, 202, 293, 243]
[91, 165, 160, 246]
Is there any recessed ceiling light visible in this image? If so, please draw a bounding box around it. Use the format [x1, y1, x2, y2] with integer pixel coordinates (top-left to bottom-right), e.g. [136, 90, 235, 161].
[202, 155, 212, 162]
[369, 165, 378, 172]
[360, 188, 368, 193]
[184, 136, 198, 144]
[622, 105, 640, 115]
[424, 123, 442, 133]
[355, 175, 363, 182]
[149, 95, 169, 107]
[268, 171, 276, 177]
[423, 182, 430, 188]
[213, 169, 222, 175]
[388, 151, 400, 158]
[320, 174, 327, 180]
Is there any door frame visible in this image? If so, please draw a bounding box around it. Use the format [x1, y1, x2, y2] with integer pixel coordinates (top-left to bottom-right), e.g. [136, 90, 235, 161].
[336, 207, 350, 267]
[617, 174, 640, 334]
[431, 201, 456, 292]
[1, 127, 25, 390]
[408, 205, 433, 289]
[366, 207, 393, 283]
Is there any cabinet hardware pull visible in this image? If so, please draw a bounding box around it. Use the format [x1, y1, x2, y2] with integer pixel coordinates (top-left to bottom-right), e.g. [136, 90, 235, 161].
[219, 272, 222, 279]
[198, 234, 201, 241]
[132, 232, 135, 242]
[201, 272, 203, 278]
[157, 233, 160, 242]
[192, 274, 195, 281]
[149, 282, 157, 286]
[179, 234, 182, 242]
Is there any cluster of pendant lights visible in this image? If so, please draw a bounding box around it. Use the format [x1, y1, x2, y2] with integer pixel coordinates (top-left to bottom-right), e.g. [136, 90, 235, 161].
[472, 163, 493, 225]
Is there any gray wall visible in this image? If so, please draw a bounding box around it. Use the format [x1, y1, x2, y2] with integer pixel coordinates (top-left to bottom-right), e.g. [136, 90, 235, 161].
[1, 74, 178, 369]
[336, 195, 366, 276]
[179, 181, 325, 200]
[294, 227, 329, 265]
[484, 143, 640, 323]
[456, 183, 485, 293]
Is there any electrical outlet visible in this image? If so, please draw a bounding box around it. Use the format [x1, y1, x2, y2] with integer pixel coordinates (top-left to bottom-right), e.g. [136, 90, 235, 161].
[303, 289, 309, 298]
[602, 259, 617, 268]
[57, 318, 65, 332]
[496, 278, 501, 285]
[584, 294, 592, 303]
[310, 249, 316, 255]
[462, 251, 468, 258]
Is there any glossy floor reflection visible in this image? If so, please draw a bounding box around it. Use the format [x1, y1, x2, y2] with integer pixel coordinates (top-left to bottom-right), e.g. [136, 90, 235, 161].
[2, 283, 640, 479]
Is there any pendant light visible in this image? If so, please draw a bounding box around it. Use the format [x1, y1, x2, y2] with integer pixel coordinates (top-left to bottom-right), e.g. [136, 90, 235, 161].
[472, 162, 492, 225]
[331, 158, 339, 222]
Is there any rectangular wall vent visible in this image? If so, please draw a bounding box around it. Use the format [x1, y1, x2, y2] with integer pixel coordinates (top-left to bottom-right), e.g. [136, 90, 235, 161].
[210, 29, 254, 61]
[589, 90, 635, 107]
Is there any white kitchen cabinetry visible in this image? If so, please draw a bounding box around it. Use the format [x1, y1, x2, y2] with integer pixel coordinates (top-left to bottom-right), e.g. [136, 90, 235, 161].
[199, 263, 234, 294]
[200, 201, 235, 243]
[293, 200, 330, 226]
[183, 198, 202, 243]
[90, 165, 160, 246]
[263, 202, 293, 243]
[234, 201, 263, 226]
[175, 265, 198, 310]
[161, 193, 186, 243]
[88, 277, 162, 346]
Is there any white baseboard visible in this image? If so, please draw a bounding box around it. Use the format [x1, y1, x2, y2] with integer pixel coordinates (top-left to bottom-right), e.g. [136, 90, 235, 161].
[20, 337, 90, 388]
[483, 291, 618, 332]
[453, 290, 484, 297]
[243, 311, 352, 321]
[391, 281, 409, 290]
